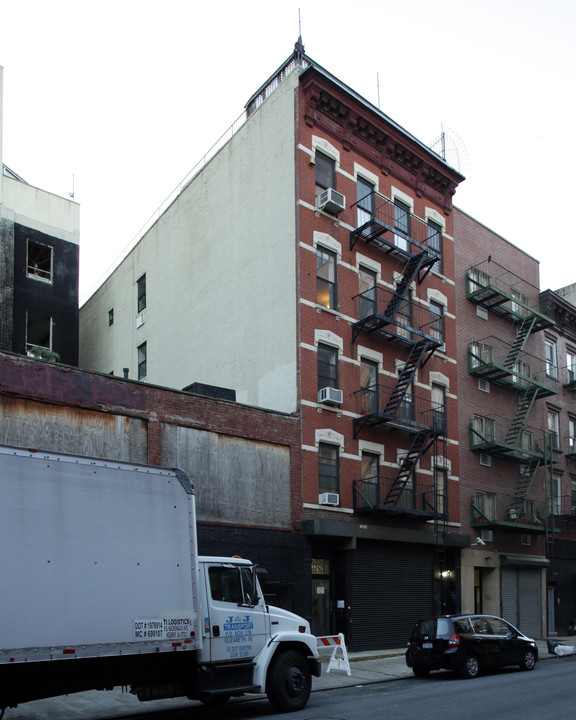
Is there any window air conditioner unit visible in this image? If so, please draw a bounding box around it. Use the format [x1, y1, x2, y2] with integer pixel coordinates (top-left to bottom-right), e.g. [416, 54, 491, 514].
[319, 492, 340, 506]
[317, 188, 346, 215]
[318, 387, 343, 406]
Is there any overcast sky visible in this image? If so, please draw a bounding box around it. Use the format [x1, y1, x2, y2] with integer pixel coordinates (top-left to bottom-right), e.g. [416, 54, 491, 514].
[1, 0, 574, 303]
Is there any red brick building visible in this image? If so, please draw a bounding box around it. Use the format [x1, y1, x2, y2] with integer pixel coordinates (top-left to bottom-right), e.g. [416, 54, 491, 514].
[454, 209, 555, 638]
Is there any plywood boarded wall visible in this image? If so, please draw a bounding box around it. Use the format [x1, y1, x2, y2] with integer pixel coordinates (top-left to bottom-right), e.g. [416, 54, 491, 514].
[161, 423, 291, 528]
[0, 397, 148, 462]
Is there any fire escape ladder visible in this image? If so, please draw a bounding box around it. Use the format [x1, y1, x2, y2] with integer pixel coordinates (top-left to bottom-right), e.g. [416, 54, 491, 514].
[382, 341, 430, 417]
[509, 458, 542, 515]
[384, 430, 433, 506]
[383, 252, 430, 318]
[502, 315, 538, 370]
[504, 387, 539, 446]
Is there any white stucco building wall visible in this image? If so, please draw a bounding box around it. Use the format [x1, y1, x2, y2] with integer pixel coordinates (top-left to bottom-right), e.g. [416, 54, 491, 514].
[80, 70, 299, 413]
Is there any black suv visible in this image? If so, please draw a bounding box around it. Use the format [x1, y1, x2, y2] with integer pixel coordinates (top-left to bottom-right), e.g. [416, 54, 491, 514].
[406, 614, 538, 679]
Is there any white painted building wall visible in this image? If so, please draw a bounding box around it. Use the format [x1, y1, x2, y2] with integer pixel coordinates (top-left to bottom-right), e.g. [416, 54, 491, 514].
[80, 70, 299, 413]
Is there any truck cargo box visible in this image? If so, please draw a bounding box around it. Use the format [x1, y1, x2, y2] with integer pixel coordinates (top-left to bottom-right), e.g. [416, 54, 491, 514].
[0, 446, 202, 663]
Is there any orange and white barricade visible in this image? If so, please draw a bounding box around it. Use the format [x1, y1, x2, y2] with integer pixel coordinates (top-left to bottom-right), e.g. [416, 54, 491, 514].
[316, 633, 351, 675]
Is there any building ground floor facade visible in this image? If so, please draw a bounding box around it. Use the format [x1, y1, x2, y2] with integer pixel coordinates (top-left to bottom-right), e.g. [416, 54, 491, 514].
[302, 517, 467, 650]
[461, 549, 548, 639]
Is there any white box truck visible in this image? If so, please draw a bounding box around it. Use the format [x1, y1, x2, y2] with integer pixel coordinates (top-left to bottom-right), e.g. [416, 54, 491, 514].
[0, 445, 320, 714]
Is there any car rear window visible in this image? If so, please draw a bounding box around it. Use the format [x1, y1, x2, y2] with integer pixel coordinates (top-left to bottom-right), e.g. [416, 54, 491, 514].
[416, 619, 436, 636]
[436, 618, 453, 637]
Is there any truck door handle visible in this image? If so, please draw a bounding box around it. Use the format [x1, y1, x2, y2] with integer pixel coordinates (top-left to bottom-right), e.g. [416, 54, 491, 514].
[212, 626, 220, 637]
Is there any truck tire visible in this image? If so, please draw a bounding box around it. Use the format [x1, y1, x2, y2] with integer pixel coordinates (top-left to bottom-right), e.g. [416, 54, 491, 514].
[267, 649, 311, 713]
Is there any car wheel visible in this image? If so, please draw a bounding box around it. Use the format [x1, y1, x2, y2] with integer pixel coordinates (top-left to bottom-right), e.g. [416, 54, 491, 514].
[460, 654, 480, 679]
[412, 665, 430, 678]
[519, 649, 537, 671]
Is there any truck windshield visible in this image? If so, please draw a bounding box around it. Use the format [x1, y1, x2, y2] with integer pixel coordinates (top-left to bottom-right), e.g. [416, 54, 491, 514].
[209, 565, 259, 606]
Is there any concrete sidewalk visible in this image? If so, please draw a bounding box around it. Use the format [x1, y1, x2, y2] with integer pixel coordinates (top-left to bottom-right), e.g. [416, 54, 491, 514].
[313, 636, 574, 691]
[7, 637, 574, 718]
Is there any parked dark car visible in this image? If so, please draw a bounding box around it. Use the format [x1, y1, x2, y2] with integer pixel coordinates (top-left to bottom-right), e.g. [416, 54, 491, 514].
[406, 614, 538, 678]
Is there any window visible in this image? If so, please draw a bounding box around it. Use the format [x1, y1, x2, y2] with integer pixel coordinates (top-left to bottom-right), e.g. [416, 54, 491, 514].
[472, 415, 495, 443]
[360, 358, 378, 414]
[488, 617, 514, 636]
[435, 467, 447, 516]
[208, 565, 257, 605]
[317, 343, 338, 391]
[552, 475, 562, 515]
[431, 383, 446, 434]
[396, 289, 413, 340]
[427, 220, 442, 273]
[362, 452, 380, 506]
[468, 268, 491, 293]
[569, 418, 576, 453]
[398, 380, 414, 423]
[571, 480, 576, 515]
[137, 342, 147, 380]
[108, 308, 114, 326]
[318, 443, 339, 494]
[26, 313, 52, 355]
[316, 247, 337, 309]
[470, 341, 494, 368]
[512, 359, 532, 386]
[429, 300, 444, 345]
[520, 430, 533, 452]
[545, 339, 557, 378]
[510, 289, 529, 317]
[548, 410, 560, 451]
[27, 240, 53, 282]
[475, 490, 496, 521]
[137, 274, 147, 312]
[358, 266, 377, 319]
[315, 151, 335, 195]
[356, 177, 374, 226]
[394, 199, 411, 252]
[567, 351, 576, 384]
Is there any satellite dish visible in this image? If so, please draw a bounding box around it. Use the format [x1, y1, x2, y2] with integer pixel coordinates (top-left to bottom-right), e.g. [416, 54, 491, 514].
[429, 125, 469, 175]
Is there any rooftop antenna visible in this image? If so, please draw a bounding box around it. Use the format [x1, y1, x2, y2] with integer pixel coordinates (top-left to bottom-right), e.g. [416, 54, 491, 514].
[69, 173, 75, 200]
[295, 8, 305, 63]
[429, 124, 469, 174]
[377, 72, 381, 109]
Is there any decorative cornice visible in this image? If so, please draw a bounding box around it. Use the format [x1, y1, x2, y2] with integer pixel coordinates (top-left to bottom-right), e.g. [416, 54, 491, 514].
[540, 290, 576, 342]
[300, 70, 463, 215]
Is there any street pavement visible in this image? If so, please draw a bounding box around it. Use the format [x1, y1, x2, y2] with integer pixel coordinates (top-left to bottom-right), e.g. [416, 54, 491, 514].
[314, 635, 573, 691]
[6, 637, 574, 718]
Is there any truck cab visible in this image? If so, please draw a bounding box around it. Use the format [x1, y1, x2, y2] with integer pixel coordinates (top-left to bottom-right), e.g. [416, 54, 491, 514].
[196, 556, 321, 711]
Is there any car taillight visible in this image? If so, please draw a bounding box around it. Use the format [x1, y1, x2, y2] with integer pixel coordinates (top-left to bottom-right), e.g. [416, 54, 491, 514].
[448, 633, 460, 647]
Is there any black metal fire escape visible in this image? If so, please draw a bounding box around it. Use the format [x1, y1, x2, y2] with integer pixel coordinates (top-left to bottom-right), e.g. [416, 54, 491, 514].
[351, 194, 444, 517]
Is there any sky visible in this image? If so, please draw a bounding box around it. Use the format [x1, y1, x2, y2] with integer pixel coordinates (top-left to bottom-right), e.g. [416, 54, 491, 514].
[1, 0, 575, 303]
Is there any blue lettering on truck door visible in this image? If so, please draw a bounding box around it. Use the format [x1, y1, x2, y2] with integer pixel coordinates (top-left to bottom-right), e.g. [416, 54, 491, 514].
[223, 615, 254, 658]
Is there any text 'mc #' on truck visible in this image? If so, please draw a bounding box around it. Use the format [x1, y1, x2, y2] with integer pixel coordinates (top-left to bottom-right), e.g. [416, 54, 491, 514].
[0, 445, 321, 715]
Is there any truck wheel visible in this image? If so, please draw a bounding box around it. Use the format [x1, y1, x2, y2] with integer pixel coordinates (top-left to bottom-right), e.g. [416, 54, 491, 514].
[267, 650, 311, 713]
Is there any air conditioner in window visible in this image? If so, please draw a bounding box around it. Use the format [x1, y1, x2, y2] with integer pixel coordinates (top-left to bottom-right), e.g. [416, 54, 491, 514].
[318, 387, 343, 406]
[317, 188, 345, 215]
[319, 492, 340, 506]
